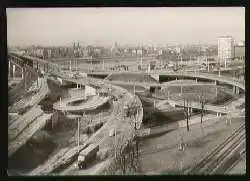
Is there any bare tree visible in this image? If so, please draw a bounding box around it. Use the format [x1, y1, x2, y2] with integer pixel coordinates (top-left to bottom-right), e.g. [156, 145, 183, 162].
[109, 132, 139, 175]
[110, 134, 128, 174]
[124, 99, 140, 159]
[179, 96, 191, 151]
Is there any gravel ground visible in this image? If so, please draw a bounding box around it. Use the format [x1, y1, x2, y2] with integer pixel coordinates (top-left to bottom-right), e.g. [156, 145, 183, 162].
[227, 155, 246, 174]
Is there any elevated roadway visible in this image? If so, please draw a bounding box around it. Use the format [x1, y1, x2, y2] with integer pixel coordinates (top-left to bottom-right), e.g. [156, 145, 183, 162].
[8, 76, 50, 156]
[53, 95, 110, 113]
[28, 77, 143, 175]
[104, 71, 245, 92]
[9, 52, 244, 92]
[86, 65, 244, 75]
[9, 53, 144, 175]
[9, 77, 49, 113]
[167, 99, 229, 114]
[9, 52, 63, 72]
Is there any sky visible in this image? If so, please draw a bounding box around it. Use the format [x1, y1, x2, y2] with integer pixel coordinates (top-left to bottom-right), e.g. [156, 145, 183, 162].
[7, 7, 245, 47]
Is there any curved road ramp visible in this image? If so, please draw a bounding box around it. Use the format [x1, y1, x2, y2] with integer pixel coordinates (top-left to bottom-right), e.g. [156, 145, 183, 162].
[53, 95, 110, 113]
[26, 76, 143, 175]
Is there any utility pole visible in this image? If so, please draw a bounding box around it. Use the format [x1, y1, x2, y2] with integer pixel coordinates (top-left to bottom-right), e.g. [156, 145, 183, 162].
[114, 126, 117, 159]
[24, 66, 27, 90]
[135, 106, 139, 158]
[37, 75, 39, 88]
[75, 59, 78, 72]
[51, 112, 54, 129]
[141, 54, 143, 68]
[77, 117, 80, 152]
[180, 55, 183, 65]
[8, 61, 10, 78]
[218, 56, 221, 77]
[21, 68, 24, 80]
[13, 64, 15, 79]
[181, 82, 183, 96]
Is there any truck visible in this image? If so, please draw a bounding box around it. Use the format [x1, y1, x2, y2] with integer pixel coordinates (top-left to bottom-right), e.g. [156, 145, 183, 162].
[77, 144, 99, 169]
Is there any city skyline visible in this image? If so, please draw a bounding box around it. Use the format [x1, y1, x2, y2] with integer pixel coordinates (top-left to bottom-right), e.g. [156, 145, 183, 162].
[7, 7, 245, 47]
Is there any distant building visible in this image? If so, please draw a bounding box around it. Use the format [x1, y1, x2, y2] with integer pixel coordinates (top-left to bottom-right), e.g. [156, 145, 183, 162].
[175, 47, 181, 54]
[158, 49, 163, 55]
[132, 49, 137, 55]
[237, 41, 245, 46]
[136, 49, 143, 55]
[201, 46, 209, 52]
[81, 49, 88, 57]
[218, 36, 234, 64]
[124, 48, 128, 54]
[234, 45, 245, 60]
[111, 42, 118, 52]
[48, 49, 52, 58]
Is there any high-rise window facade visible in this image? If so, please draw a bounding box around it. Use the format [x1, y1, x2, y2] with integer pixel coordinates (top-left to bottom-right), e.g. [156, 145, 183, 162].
[218, 36, 234, 62]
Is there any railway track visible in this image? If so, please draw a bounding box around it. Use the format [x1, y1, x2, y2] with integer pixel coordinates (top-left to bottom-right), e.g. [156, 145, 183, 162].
[212, 140, 245, 174]
[224, 148, 246, 174]
[187, 123, 245, 174]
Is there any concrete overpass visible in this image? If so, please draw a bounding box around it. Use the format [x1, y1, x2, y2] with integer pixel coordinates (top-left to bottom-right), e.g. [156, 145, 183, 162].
[167, 99, 229, 114]
[8, 52, 245, 117]
[8, 52, 244, 91]
[8, 53, 144, 174]
[82, 65, 244, 76]
[8, 76, 51, 156]
[51, 72, 245, 99]
[98, 72, 244, 95]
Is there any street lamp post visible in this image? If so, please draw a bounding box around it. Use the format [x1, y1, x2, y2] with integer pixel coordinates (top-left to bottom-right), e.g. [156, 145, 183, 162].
[114, 126, 117, 159]
[77, 117, 80, 152]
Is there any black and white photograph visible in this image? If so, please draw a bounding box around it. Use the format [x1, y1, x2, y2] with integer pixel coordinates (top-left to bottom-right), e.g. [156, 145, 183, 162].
[7, 7, 245, 175]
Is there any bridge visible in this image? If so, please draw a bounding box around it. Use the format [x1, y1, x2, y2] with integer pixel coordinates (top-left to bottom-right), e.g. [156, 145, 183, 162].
[9, 51, 245, 101]
[168, 99, 229, 114]
[9, 52, 63, 73]
[82, 65, 244, 75]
